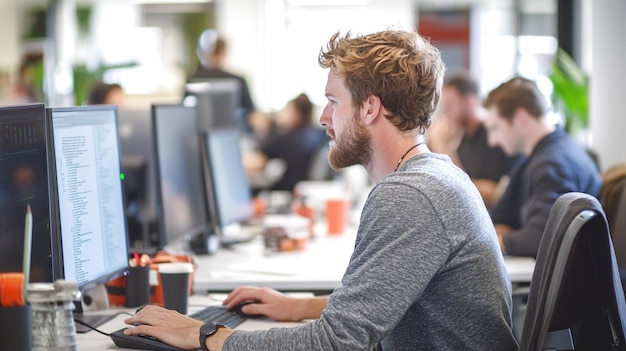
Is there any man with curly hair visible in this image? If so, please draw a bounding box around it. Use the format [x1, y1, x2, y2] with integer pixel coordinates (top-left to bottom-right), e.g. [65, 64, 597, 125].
[124, 29, 518, 351]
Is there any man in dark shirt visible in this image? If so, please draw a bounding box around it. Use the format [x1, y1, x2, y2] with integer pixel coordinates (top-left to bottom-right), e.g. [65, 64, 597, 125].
[484, 76, 602, 257]
[244, 93, 329, 192]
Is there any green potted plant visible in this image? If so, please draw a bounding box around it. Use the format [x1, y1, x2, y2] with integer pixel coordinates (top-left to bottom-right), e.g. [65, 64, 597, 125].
[549, 47, 589, 137]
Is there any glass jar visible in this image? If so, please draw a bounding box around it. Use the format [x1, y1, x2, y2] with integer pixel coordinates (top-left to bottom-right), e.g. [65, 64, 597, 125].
[27, 280, 81, 351]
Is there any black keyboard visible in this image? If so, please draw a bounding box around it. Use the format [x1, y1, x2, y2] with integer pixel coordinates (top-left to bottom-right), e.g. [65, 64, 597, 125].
[189, 305, 248, 328]
[110, 306, 248, 350]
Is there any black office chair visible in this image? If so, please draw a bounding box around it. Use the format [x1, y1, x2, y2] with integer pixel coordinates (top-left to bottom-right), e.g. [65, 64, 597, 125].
[599, 163, 626, 289]
[518, 192, 626, 351]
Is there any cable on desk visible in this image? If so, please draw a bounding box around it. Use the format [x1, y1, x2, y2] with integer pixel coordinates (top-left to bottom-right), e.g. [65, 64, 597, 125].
[73, 311, 133, 337]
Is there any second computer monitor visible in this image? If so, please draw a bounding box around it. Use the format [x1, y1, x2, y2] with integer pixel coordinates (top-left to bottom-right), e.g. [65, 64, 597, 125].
[117, 108, 156, 248]
[201, 127, 254, 240]
[47, 105, 129, 293]
[151, 104, 211, 250]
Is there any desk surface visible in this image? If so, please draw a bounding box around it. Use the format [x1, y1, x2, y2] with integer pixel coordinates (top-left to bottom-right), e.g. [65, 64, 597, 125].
[76, 295, 307, 350]
[193, 229, 536, 294]
[79, 233, 535, 350]
[79, 253, 534, 350]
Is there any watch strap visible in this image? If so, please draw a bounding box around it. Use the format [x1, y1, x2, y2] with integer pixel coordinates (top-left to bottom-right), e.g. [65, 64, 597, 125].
[199, 322, 225, 351]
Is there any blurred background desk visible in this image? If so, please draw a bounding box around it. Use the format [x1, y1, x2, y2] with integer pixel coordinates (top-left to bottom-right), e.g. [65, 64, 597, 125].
[504, 255, 536, 284]
[192, 230, 536, 295]
[193, 231, 356, 295]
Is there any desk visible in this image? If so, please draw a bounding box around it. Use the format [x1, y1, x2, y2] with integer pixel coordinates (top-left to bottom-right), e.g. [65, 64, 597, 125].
[194, 230, 355, 294]
[193, 230, 536, 294]
[503, 255, 536, 284]
[75, 295, 306, 350]
[78, 238, 535, 349]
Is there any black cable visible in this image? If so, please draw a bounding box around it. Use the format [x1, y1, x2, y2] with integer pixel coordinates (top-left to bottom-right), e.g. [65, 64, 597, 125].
[73, 318, 111, 337]
[73, 311, 134, 337]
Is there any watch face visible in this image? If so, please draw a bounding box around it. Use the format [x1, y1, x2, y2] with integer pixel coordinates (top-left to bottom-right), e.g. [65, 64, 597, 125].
[201, 322, 218, 336]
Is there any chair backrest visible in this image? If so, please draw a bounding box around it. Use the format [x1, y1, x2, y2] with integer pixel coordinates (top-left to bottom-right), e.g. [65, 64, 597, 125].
[599, 163, 626, 282]
[519, 192, 626, 351]
[612, 185, 626, 282]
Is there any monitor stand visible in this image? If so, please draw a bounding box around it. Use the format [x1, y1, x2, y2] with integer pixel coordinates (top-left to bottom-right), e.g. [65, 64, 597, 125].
[73, 285, 117, 333]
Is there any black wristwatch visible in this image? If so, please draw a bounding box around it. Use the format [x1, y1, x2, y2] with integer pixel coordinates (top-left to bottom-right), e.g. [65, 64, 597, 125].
[199, 322, 225, 351]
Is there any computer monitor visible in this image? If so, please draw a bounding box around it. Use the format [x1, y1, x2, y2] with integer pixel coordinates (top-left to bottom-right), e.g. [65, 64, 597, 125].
[47, 105, 129, 331]
[0, 103, 56, 283]
[184, 79, 243, 131]
[151, 104, 212, 252]
[117, 108, 157, 250]
[201, 127, 255, 243]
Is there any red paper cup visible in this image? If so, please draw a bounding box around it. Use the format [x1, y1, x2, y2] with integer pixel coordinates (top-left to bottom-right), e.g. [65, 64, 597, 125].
[326, 198, 349, 235]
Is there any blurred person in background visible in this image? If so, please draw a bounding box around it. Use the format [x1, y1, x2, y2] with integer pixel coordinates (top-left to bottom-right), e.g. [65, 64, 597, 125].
[87, 81, 125, 106]
[244, 92, 328, 192]
[428, 71, 519, 208]
[192, 29, 263, 134]
[484, 76, 602, 257]
[12, 54, 43, 103]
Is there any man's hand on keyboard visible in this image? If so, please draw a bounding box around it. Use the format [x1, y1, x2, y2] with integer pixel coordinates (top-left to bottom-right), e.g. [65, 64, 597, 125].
[124, 304, 233, 351]
[223, 286, 328, 322]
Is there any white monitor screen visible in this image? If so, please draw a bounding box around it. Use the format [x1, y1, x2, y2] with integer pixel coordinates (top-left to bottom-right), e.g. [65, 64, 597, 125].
[49, 106, 129, 291]
[203, 127, 253, 231]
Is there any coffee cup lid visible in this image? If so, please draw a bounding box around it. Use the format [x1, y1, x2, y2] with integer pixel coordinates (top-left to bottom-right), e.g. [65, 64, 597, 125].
[158, 262, 193, 274]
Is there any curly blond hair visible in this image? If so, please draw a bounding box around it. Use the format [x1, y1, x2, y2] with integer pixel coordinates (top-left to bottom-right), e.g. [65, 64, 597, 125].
[318, 30, 445, 134]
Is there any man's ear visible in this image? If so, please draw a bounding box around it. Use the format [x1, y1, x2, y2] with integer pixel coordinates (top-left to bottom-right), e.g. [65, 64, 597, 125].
[512, 107, 530, 127]
[363, 94, 382, 125]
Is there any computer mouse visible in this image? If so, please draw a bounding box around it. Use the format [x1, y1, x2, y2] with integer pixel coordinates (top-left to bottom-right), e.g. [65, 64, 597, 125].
[229, 301, 265, 318]
[110, 327, 184, 351]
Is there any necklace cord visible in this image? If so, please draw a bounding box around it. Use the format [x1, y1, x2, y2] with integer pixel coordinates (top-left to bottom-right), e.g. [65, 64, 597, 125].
[394, 142, 425, 172]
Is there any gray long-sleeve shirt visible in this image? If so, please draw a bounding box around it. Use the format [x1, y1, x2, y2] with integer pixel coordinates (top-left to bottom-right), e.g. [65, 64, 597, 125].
[224, 153, 518, 350]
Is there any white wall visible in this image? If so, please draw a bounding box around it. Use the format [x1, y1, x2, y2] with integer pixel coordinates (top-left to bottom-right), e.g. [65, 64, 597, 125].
[0, 1, 19, 70]
[0, 0, 20, 103]
[590, 0, 626, 171]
